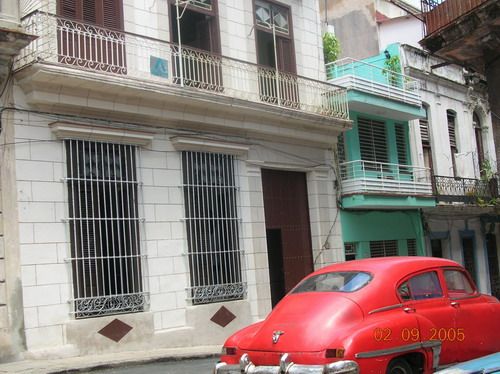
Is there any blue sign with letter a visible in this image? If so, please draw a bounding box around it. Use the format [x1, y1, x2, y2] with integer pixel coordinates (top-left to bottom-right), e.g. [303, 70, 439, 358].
[150, 56, 168, 78]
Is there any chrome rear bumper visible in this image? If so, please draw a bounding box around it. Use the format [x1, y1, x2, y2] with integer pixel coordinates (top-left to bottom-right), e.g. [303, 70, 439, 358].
[214, 353, 359, 374]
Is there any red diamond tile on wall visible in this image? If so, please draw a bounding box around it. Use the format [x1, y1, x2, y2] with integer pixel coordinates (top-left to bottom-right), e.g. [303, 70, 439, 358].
[98, 319, 133, 342]
[210, 306, 236, 327]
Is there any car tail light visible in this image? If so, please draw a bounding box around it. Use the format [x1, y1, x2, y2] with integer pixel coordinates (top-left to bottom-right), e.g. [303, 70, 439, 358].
[325, 348, 345, 358]
[221, 346, 237, 356]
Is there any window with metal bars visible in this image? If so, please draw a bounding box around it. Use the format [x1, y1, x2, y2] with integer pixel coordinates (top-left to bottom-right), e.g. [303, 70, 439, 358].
[358, 117, 388, 170]
[344, 242, 356, 261]
[369, 240, 398, 258]
[407, 238, 417, 256]
[337, 133, 346, 163]
[65, 140, 145, 318]
[181, 151, 245, 305]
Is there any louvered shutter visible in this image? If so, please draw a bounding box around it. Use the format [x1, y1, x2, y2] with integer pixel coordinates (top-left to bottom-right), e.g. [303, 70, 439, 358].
[59, 0, 77, 18]
[358, 118, 388, 168]
[395, 123, 408, 165]
[420, 118, 430, 147]
[447, 111, 457, 149]
[58, 0, 122, 29]
[83, 0, 97, 24]
[103, 0, 122, 29]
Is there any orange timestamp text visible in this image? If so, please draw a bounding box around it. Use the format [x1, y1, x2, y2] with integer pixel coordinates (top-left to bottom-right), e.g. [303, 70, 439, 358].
[373, 327, 465, 342]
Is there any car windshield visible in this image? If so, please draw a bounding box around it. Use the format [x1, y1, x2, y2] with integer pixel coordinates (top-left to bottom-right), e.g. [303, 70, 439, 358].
[292, 271, 372, 293]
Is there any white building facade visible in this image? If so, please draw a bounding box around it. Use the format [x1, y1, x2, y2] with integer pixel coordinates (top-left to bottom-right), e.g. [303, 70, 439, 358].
[0, 0, 350, 361]
[402, 44, 500, 298]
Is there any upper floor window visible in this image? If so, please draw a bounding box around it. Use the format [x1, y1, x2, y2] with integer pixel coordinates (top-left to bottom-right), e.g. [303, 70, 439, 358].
[255, 0, 289, 34]
[169, 0, 222, 89]
[447, 110, 457, 176]
[254, 0, 295, 73]
[58, 0, 123, 29]
[358, 117, 388, 168]
[57, 0, 126, 74]
[473, 111, 485, 176]
[420, 104, 434, 175]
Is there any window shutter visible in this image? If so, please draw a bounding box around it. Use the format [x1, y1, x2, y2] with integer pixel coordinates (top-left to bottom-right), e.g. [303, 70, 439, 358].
[420, 118, 430, 147]
[447, 111, 457, 149]
[358, 117, 388, 164]
[102, 0, 122, 29]
[58, 0, 122, 29]
[395, 123, 408, 166]
[59, 0, 78, 18]
[82, 0, 97, 24]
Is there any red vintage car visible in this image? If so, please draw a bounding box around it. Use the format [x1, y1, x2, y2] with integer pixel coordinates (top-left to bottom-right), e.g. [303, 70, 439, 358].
[215, 257, 500, 374]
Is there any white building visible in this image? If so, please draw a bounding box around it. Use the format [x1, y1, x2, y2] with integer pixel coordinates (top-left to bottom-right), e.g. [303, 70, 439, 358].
[0, 0, 350, 361]
[402, 44, 499, 297]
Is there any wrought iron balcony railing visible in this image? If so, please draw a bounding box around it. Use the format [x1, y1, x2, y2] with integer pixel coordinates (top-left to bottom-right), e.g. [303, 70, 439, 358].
[326, 57, 421, 106]
[15, 11, 349, 121]
[421, 0, 487, 35]
[432, 175, 499, 204]
[340, 160, 433, 196]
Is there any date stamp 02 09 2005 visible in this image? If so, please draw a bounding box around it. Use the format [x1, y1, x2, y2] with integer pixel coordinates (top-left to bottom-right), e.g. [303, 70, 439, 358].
[373, 327, 465, 342]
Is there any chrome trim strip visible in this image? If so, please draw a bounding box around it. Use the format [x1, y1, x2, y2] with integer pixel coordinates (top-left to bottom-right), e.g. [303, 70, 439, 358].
[355, 340, 441, 359]
[368, 304, 403, 315]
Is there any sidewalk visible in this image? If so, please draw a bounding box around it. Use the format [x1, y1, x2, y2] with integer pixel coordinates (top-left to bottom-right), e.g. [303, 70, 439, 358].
[0, 346, 220, 373]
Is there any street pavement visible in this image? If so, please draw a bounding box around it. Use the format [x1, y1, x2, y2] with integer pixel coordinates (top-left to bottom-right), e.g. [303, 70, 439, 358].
[91, 357, 217, 373]
[0, 346, 220, 374]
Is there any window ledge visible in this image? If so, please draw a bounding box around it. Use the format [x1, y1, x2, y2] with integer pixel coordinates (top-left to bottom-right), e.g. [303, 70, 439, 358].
[49, 121, 155, 146]
[171, 136, 249, 155]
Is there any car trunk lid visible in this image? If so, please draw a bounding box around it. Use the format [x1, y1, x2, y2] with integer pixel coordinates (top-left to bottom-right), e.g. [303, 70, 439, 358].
[239, 293, 363, 352]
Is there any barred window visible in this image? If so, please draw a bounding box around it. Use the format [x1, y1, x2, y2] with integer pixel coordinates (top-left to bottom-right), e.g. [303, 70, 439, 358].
[65, 140, 146, 318]
[344, 242, 356, 261]
[370, 240, 398, 258]
[182, 151, 245, 305]
[407, 238, 417, 256]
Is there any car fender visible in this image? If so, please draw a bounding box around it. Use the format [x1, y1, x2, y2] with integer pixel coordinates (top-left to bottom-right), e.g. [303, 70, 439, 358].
[341, 312, 435, 372]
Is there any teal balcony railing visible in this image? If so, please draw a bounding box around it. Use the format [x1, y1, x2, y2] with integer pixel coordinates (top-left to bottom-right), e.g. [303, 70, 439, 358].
[326, 57, 421, 106]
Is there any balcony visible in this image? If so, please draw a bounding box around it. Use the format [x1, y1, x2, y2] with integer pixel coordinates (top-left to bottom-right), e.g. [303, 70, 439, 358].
[340, 160, 433, 196]
[15, 12, 349, 124]
[420, 0, 499, 74]
[326, 58, 422, 121]
[421, 0, 487, 35]
[432, 175, 500, 204]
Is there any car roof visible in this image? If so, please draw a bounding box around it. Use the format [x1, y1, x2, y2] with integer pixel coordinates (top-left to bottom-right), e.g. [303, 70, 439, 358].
[307, 257, 464, 312]
[315, 256, 460, 278]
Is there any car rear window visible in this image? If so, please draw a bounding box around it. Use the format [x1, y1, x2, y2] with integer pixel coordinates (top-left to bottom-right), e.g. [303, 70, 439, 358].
[292, 271, 372, 293]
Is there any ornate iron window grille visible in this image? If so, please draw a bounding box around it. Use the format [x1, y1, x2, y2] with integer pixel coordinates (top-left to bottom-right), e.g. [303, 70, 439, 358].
[65, 140, 147, 318]
[181, 151, 246, 305]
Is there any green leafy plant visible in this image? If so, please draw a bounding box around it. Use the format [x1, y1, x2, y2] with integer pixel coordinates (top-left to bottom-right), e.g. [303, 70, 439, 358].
[323, 32, 340, 64]
[383, 55, 402, 87]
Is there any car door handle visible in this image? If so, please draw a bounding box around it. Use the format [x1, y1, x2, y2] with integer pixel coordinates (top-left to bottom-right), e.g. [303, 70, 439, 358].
[450, 301, 459, 308]
[403, 307, 415, 313]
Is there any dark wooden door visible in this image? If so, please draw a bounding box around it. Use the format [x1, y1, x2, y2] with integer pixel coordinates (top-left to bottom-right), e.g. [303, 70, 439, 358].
[261, 169, 313, 305]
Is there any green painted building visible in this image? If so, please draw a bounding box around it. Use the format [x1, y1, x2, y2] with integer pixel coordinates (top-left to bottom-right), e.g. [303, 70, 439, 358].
[327, 44, 435, 260]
